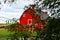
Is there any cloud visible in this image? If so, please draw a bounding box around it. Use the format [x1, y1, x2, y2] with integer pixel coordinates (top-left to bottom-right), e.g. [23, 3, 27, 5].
[0, 0, 34, 23]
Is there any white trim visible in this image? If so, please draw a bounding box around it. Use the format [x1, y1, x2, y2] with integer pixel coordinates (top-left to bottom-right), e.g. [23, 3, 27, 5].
[23, 14, 25, 17]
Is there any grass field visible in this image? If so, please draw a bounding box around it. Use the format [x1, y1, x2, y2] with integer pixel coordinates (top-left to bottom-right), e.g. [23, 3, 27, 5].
[0, 28, 10, 38]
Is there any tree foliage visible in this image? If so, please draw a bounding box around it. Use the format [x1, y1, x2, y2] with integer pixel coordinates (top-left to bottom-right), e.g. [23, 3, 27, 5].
[29, 0, 60, 18]
[42, 0, 60, 18]
[4, 0, 15, 3]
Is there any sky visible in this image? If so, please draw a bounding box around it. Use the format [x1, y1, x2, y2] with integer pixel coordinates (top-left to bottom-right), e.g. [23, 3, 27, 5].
[0, 0, 34, 23]
[0, 0, 50, 23]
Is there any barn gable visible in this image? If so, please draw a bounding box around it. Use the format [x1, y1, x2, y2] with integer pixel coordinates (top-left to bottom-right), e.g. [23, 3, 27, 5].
[19, 8, 36, 25]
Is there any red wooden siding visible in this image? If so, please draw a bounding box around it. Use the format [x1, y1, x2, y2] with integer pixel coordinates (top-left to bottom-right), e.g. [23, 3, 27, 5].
[19, 8, 42, 29]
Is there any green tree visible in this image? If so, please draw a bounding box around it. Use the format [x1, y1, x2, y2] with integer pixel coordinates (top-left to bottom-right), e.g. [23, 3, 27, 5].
[28, 0, 60, 18]
[42, 0, 60, 18]
[4, 0, 15, 3]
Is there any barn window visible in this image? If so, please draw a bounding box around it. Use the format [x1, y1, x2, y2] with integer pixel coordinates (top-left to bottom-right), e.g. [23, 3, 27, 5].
[28, 19, 32, 25]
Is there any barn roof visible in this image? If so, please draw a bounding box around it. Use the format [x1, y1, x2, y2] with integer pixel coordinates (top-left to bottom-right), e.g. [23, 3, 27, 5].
[24, 8, 35, 13]
[19, 8, 35, 18]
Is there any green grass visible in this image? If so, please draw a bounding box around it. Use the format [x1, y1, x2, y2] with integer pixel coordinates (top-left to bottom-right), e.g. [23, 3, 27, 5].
[0, 28, 10, 38]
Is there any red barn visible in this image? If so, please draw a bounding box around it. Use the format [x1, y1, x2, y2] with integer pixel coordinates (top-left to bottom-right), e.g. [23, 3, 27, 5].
[19, 8, 42, 29]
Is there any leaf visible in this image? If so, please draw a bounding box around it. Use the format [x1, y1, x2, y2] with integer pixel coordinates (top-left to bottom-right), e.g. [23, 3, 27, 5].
[4, 0, 6, 3]
[51, 13, 55, 16]
[12, 0, 14, 2]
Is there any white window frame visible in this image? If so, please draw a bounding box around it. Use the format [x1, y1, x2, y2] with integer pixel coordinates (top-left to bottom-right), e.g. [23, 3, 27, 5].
[28, 19, 32, 25]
